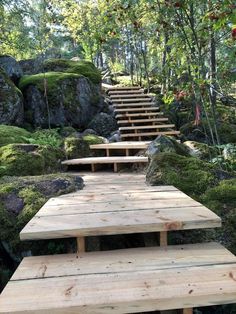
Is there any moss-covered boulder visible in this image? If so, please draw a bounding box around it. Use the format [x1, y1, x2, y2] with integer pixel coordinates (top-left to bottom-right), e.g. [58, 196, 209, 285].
[146, 152, 224, 196]
[0, 125, 31, 147]
[0, 68, 24, 125]
[183, 141, 218, 160]
[146, 135, 189, 158]
[88, 112, 118, 137]
[82, 134, 107, 145]
[181, 120, 236, 144]
[0, 144, 64, 176]
[42, 59, 101, 84]
[19, 72, 103, 129]
[0, 174, 83, 258]
[64, 137, 90, 159]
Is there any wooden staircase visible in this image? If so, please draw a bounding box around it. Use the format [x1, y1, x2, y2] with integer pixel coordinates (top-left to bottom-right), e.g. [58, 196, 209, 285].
[1, 172, 236, 313]
[62, 86, 180, 172]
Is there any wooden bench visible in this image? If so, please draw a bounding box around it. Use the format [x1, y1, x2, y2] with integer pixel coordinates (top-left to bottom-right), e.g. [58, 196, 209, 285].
[61, 156, 148, 172]
[1, 243, 236, 314]
[90, 141, 150, 156]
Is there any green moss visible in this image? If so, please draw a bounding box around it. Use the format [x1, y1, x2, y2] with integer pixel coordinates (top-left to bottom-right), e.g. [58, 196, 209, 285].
[83, 134, 105, 145]
[19, 72, 83, 92]
[0, 125, 31, 147]
[0, 144, 64, 177]
[147, 152, 218, 196]
[42, 59, 101, 84]
[64, 137, 90, 159]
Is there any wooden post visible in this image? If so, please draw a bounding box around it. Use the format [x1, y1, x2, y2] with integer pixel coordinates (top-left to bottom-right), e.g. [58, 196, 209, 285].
[114, 163, 118, 173]
[160, 231, 168, 246]
[91, 164, 96, 172]
[77, 237, 85, 253]
[106, 149, 110, 157]
[183, 309, 193, 314]
[125, 149, 129, 156]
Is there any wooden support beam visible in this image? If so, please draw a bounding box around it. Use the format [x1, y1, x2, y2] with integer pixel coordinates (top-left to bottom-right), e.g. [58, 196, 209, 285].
[76, 237, 85, 253]
[114, 163, 118, 172]
[160, 231, 168, 247]
[183, 308, 193, 314]
[91, 164, 96, 172]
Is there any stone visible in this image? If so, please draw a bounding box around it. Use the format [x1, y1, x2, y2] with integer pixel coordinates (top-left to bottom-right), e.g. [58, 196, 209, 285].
[19, 57, 44, 75]
[19, 73, 103, 129]
[183, 141, 218, 160]
[108, 130, 121, 143]
[64, 137, 90, 159]
[0, 144, 64, 177]
[0, 69, 24, 126]
[0, 55, 23, 82]
[88, 112, 118, 138]
[146, 135, 189, 158]
[82, 129, 98, 136]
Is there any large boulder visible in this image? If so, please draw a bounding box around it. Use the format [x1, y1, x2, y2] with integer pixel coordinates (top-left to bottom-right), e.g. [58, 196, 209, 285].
[0, 125, 31, 147]
[146, 152, 227, 196]
[0, 144, 64, 177]
[64, 137, 90, 159]
[18, 57, 44, 75]
[0, 69, 24, 126]
[0, 56, 23, 82]
[0, 173, 84, 291]
[146, 135, 189, 158]
[88, 112, 118, 138]
[19, 73, 103, 129]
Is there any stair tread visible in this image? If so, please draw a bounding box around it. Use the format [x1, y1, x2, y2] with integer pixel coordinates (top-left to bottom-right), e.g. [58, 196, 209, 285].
[116, 112, 164, 118]
[113, 102, 155, 107]
[117, 118, 169, 124]
[61, 156, 148, 165]
[90, 141, 150, 149]
[119, 124, 175, 131]
[113, 98, 153, 102]
[110, 94, 151, 99]
[121, 131, 180, 138]
[2, 243, 235, 314]
[115, 107, 159, 112]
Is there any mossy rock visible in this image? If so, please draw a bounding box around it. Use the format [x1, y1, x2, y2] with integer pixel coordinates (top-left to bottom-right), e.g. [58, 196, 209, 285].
[146, 152, 221, 196]
[82, 134, 107, 145]
[64, 137, 90, 159]
[0, 68, 24, 126]
[42, 59, 101, 84]
[0, 125, 31, 147]
[0, 144, 64, 177]
[183, 141, 219, 160]
[0, 174, 83, 258]
[181, 120, 236, 144]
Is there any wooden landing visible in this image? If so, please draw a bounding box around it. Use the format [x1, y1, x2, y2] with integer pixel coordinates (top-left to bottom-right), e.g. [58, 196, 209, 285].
[20, 176, 221, 241]
[1, 243, 236, 314]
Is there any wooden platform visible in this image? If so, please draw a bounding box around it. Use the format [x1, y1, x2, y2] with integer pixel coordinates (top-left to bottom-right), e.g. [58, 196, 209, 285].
[1, 243, 236, 314]
[20, 179, 221, 241]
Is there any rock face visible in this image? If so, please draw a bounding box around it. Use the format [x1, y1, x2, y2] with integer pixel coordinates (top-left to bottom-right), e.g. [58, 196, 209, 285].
[0, 69, 24, 126]
[146, 135, 188, 158]
[20, 73, 103, 129]
[0, 56, 23, 82]
[19, 58, 44, 75]
[88, 112, 118, 137]
[183, 141, 218, 160]
[0, 144, 64, 176]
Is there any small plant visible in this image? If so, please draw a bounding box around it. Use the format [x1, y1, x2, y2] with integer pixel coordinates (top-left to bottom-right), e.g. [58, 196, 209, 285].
[23, 129, 63, 148]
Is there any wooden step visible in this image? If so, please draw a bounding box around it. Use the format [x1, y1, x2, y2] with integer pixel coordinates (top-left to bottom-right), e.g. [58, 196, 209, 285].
[116, 112, 164, 119]
[1, 243, 235, 314]
[113, 102, 156, 108]
[117, 118, 169, 124]
[119, 124, 176, 131]
[90, 141, 150, 150]
[115, 107, 159, 113]
[120, 130, 180, 139]
[108, 86, 141, 91]
[112, 98, 153, 103]
[19, 184, 221, 241]
[110, 94, 151, 99]
[108, 89, 143, 95]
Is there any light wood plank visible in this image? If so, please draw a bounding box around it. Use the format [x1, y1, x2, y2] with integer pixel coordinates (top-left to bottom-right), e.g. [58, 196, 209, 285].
[112, 98, 153, 103]
[116, 112, 163, 118]
[119, 124, 175, 131]
[110, 94, 151, 99]
[117, 118, 169, 124]
[115, 107, 159, 113]
[1, 262, 236, 313]
[90, 141, 150, 150]
[120, 131, 180, 138]
[62, 156, 148, 166]
[113, 102, 155, 107]
[20, 205, 221, 240]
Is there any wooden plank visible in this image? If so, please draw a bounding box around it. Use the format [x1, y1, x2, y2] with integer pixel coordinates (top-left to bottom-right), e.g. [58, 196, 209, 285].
[160, 231, 168, 246]
[117, 118, 169, 124]
[110, 94, 151, 99]
[1, 257, 236, 313]
[108, 86, 141, 91]
[119, 124, 175, 131]
[90, 141, 150, 150]
[76, 237, 85, 253]
[108, 90, 143, 95]
[116, 112, 163, 118]
[20, 205, 221, 240]
[183, 309, 193, 314]
[61, 156, 148, 166]
[112, 98, 153, 103]
[11, 242, 236, 281]
[113, 102, 155, 107]
[115, 107, 159, 113]
[37, 200, 203, 216]
[120, 131, 180, 138]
